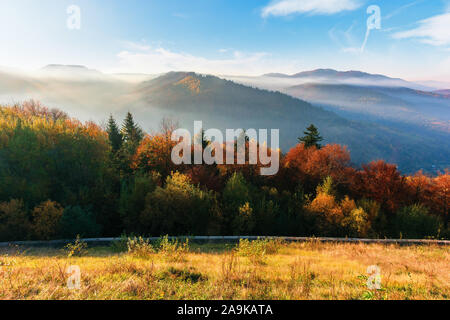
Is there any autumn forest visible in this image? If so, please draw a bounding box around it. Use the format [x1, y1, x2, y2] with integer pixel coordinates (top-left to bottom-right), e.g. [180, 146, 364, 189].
[0, 101, 448, 242]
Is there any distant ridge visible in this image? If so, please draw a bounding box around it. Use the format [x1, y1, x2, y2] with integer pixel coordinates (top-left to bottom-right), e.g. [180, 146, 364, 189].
[40, 64, 105, 78]
[264, 68, 401, 81]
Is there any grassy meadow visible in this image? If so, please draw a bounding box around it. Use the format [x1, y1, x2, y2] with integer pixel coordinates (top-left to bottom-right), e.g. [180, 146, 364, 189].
[0, 238, 448, 300]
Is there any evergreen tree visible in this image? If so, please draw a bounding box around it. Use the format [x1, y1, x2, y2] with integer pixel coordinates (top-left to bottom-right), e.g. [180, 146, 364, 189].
[106, 115, 123, 153]
[298, 124, 323, 149]
[121, 112, 144, 154]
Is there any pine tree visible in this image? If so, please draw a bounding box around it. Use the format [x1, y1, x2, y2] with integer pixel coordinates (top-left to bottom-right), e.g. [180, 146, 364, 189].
[298, 124, 323, 149]
[121, 112, 144, 154]
[106, 115, 123, 153]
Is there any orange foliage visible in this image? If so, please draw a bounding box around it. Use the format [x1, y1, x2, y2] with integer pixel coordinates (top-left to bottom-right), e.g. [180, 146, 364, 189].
[351, 160, 409, 213]
[283, 143, 354, 191]
[407, 170, 449, 219]
[132, 134, 179, 177]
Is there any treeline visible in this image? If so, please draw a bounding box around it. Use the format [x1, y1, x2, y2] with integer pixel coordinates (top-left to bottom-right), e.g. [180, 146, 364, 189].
[0, 102, 448, 241]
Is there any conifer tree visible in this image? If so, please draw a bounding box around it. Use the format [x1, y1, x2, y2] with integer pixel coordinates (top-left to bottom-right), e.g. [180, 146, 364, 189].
[121, 112, 144, 154]
[298, 124, 323, 149]
[106, 114, 123, 153]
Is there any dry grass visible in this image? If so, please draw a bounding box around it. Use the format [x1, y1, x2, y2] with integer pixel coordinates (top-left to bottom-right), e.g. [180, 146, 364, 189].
[0, 241, 448, 300]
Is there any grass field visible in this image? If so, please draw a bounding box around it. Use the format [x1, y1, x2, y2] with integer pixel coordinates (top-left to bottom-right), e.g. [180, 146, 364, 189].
[0, 239, 448, 300]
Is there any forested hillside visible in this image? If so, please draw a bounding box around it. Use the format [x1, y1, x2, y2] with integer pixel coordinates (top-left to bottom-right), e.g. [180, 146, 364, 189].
[0, 102, 448, 241]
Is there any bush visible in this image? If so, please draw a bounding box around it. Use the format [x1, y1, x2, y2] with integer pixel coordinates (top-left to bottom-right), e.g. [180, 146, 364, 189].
[156, 235, 190, 263]
[31, 200, 63, 240]
[127, 236, 155, 258]
[393, 205, 443, 239]
[60, 206, 101, 239]
[110, 234, 129, 253]
[0, 199, 30, 241]
[235, 238, 282, 264]
[65, 235, 88, 257]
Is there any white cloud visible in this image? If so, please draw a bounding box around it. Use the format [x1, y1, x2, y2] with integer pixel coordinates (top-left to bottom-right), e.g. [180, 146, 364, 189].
[261, 0, 362, 17]
[392, 12, 450, 46]
[114, 45, 303, 76]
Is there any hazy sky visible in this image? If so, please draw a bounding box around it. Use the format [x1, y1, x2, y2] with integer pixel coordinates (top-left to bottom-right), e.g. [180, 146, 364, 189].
[0, 0, 449, 81]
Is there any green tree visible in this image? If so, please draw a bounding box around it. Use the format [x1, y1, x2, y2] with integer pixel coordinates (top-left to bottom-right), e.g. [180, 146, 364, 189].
[60, 206, 102, 239]
[121, 112, 144, 154]
[393, 205, 443, 239]
[222, 172, 252, 235]
[298, 124, 323, 149]
[106, 114, 123, 153]
[140, 172, 219, 235]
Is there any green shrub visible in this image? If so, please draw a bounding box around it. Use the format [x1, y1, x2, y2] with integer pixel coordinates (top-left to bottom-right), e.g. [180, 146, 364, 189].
[393, 205, 443, 239]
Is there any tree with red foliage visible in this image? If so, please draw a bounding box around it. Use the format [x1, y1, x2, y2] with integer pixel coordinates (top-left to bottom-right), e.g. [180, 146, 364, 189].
[351, 160, 410, 214]
[282, 143, 355, 193]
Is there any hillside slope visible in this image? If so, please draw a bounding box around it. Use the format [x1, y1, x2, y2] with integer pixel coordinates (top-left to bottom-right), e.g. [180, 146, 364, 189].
[131, 72, 450, 172]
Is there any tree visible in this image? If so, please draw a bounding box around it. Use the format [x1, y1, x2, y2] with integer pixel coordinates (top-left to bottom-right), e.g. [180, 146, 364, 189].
[0, 199, 31, 241]
[350, 161, 409, 214]
[121, 112, 144, 154]
[222, 172, 252, 234]
[140, 172, 219, 235]
[31, 201, 64, 240]
[393, 205, 443, 239]
[60, 206, 102, 239]
[283, 143, 353, 193]
[132, 134, 179, 178]
[106, 114, 123, 153]
[298, 124, 323, 149]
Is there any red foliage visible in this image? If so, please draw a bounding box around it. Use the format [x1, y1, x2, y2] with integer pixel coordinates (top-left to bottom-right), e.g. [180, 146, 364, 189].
[407, 170, 449, 219]
[185, 165, 224, 192]
[351, 160, 410, 213]
[282, 143, 354, 191]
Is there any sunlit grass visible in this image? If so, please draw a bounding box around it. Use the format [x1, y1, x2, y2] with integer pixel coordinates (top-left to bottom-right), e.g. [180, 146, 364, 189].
[0, 241, 448, 300]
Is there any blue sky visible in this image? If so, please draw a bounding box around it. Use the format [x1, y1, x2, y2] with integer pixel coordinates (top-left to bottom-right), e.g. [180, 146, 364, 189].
[0, 0, 449, 81]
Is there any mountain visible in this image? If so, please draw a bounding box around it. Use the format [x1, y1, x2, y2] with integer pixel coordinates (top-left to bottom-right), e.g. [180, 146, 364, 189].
[263, 69, 432, 90]
[265, 69, 393, 80]
[283, 83, 450, 133]
[434, 89, 450, 97]
[130, 72, 450, 173]
[0, 68, 448, 173]
[41, 64, 103, 77]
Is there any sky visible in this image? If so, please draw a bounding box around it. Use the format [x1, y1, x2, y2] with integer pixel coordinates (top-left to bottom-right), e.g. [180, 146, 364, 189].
[0, 0, 449, 81]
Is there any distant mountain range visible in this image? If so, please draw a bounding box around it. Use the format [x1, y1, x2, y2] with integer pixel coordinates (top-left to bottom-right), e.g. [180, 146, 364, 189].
[0, 66, 449, 173]
[283, 83, 450, 133]
[262, 68, 432, 90]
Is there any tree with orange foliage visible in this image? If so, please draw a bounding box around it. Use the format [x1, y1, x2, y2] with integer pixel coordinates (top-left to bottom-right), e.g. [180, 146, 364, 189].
[434, 171, 449, 222]
[132, 134, 179, 178]
[351, 160, 410, 214]
[282, 143, 354, 193]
